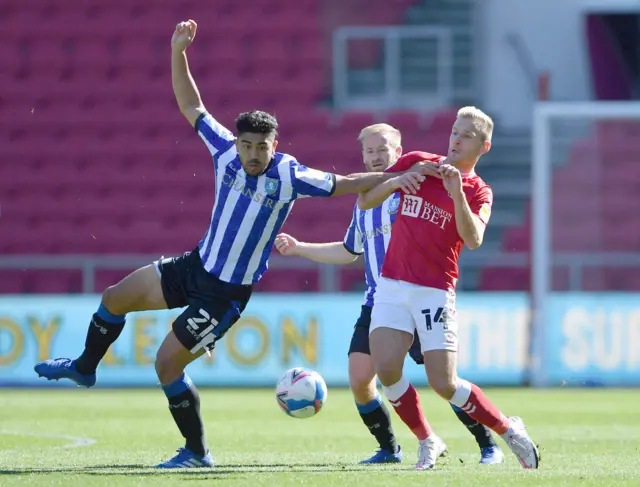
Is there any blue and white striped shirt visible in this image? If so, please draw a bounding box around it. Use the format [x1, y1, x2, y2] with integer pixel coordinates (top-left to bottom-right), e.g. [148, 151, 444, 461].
[343, 193, 400, 307]
[196, 112, 336, 285]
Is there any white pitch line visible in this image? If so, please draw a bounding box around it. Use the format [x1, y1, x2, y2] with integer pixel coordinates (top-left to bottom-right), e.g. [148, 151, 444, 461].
[0, 430, 97, 449]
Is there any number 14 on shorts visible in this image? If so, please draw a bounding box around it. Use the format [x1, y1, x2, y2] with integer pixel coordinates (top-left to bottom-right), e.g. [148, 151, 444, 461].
[421, 307, 448, 331]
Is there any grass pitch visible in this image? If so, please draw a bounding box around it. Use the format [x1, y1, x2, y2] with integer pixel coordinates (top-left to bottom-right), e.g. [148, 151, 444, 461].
[1, 387, 639, 486]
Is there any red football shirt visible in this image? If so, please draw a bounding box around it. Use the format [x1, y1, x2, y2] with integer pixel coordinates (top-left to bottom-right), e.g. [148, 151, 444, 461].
[382, 151, 493, 291]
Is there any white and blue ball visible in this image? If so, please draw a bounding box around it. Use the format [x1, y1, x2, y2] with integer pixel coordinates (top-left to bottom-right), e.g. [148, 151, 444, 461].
[275, 367, 327, 419]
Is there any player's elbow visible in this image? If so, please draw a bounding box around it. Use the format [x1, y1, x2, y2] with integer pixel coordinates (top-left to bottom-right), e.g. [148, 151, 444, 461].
[335, 246, 359, 264]
[465, 236, 483, 250]
[344, 253, 359, 264]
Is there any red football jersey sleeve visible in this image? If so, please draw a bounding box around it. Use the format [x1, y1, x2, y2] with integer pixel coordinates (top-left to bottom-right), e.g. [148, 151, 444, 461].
[469, 185, 493, 225]
[385, 151, 442, 173]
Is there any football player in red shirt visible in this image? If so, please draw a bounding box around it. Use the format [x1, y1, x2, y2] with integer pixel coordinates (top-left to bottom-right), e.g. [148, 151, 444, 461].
[358, 107, 539, 470]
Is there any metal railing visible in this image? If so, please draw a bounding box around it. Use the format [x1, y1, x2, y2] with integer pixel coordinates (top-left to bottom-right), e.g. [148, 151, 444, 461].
[0, 254, 342, 293]
[1, 252, 640, 293]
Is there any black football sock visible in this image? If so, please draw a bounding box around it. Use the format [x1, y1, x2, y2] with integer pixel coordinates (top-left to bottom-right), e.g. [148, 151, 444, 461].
[450, 403, 497, 448]
[357, 394, 399, 453]
[74, 303, 125, 375]
[163, 374, 207, 457]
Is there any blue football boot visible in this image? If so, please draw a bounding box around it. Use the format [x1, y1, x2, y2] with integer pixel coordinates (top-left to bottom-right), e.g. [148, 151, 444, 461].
[156, 447, 215, 469]
[359, 445, 403, 464]
[34, 358, 96, 388]
[480, 445, 505, 464]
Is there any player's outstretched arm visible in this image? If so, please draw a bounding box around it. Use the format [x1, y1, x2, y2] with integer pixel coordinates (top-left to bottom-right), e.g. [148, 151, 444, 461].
[171, 20, 206, 127]
[275, 234, 358, 265]
[331, 172, 402, 197]
[357, 173, 424, 210]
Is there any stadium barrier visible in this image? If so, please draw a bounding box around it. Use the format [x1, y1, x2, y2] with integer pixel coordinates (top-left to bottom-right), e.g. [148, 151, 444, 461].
[0, 293, 637, 387]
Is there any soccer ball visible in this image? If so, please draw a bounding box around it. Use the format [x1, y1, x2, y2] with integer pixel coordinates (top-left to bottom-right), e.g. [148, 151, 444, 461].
[275, 367, 327, 419]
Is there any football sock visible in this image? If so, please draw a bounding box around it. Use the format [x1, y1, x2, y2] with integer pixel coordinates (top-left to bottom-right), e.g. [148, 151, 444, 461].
[356, 393, 398, 453]
[163, 373, 207, 457]
[450, 403, 497, 448]
[75, 303, 125, 375]
[382, 376, 432, 441]
[449, 379, 510, 435]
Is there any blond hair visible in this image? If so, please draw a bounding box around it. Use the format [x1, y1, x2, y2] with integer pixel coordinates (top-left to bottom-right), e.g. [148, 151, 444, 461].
[358, 123, 401, 147]
[457, 106, 494, 142]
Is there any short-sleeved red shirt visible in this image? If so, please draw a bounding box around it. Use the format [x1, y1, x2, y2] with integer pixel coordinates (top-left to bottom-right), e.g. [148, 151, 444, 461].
[381, 151, 493, 290]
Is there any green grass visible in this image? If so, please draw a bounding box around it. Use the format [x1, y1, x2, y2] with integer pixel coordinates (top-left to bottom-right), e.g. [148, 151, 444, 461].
[1, 388, 639, 486]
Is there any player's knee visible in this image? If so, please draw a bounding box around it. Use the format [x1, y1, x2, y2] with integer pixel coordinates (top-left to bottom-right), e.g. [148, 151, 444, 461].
[349, 371, 376, 403]
[102, 265, 164, 315]
[349, 369, 374, 391]
[370, 348, 405, 386]
[428, 375, 457, 400]
[373, 360, 403, 386]
[101, 285, 128, 315]
[155, 349, 182, 385]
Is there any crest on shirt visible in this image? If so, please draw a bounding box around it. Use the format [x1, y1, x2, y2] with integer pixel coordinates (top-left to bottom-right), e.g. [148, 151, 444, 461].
[388, 196, 400, 214]
[264, 178, 279, 196]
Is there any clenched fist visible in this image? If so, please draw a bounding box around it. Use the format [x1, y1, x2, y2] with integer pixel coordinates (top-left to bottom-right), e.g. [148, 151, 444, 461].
[172, 19, 197, 51]
[438, 164, 463, 194]
[274, 233, 300, 256]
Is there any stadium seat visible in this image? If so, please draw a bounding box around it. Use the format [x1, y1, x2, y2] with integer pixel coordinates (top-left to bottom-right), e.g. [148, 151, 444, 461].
[0, 271, 34, 294]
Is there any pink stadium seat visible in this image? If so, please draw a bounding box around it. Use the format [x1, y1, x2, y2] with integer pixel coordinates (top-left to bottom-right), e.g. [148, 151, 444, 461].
[427, 109, 459, 134]
[337, 112, 377, 132]
[340, 266, 367, 293]
[0, 271, 33, 294]
[479, 267, 571, 292]
[386, 111, 426, 133]
[254, 268, 319, 293]
[580, 268, 640, 292]
[94, 269, 136, 293]
[479, 268, 527, 292]
[30, 270, 83, 294]
[502, 227, 529, 252]
[617, 269, 640, 290]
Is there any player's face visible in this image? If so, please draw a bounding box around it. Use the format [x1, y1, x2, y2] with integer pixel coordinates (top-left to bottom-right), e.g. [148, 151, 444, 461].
[361, 133, 402, 172]
[448, 117, 490, 164]
[236, 133, 278, 176]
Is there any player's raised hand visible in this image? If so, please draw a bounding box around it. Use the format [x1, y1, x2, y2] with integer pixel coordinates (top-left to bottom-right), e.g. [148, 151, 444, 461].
[392, 173, 425, 195]
[172, 20, 197, 51]
[274, 233, 300, 256]
[438, 164, 463, 194]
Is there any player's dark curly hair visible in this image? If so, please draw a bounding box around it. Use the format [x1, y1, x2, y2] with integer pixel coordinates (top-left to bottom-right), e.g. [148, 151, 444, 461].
[235, 111, 278, 138]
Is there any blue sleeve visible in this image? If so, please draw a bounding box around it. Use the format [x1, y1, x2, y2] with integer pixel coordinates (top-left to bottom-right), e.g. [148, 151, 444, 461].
[194, 112, 236, 160]
[289, 160, 336, 199]
[343, 205, 364, 255]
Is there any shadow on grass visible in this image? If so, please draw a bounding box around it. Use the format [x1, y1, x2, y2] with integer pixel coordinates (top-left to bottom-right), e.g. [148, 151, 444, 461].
[0, 462, 387, 477]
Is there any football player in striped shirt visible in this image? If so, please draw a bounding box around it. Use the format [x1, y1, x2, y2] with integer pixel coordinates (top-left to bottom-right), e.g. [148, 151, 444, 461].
[274, 124, 503, 466]
[34, 20, 432, 469]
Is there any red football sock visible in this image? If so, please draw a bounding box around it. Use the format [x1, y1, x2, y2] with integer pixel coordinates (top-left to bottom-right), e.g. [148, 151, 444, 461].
[450, 379, 509, 435]
[382, 377, 432, 441]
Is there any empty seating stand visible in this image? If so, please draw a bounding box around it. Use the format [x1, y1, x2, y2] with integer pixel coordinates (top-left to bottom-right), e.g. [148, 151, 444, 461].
[479, 121, 640, 291]
[0, 0, 438, 294]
